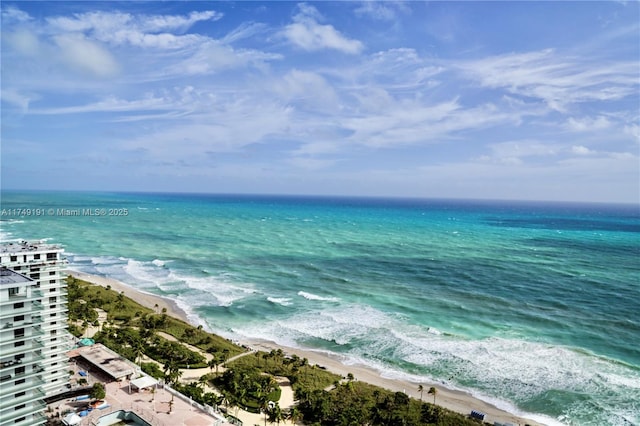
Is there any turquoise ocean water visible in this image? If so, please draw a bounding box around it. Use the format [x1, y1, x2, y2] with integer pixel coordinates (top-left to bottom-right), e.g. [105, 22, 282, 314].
[1, 191, 639, 425]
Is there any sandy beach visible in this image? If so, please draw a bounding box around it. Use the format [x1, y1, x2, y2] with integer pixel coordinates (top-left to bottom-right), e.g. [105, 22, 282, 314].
[68, 270, 545, 426]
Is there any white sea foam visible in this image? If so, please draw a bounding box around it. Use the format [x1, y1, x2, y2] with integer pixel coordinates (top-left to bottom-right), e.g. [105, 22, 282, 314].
[167, 270, 255, 307]
[267, 297, 293, 306]
[152, 259, 167, 267]
[231, 301, 639, 426]
[298, 291, 340, 302]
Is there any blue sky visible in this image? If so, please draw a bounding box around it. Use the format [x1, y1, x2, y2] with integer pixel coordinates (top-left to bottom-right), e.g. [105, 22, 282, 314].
[1, 1, 638, 203]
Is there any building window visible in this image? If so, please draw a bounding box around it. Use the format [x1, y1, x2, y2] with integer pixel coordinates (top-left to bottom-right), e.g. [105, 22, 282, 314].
[13, 302, 24, 309]
[15, 404, 26, 410]
[50, 279, 56, 284]
[47, 253, 57, 260]
[49, 271, 55, 275]
[15, 366, 25, 375]
[10, 255, 17, 262]
[49, 297, 57, 303]
[15, 378, 25, 385]
[50, 313, 56, 317]
[14, 329, 25, 338]
[50, 288, 56, 292]
[14, 417, 26, 423]
[14, 341, 25, 347]
[34, 254, 41, 259]
[8, 287, 20, 296]
[14, 391, 26, 398]
[13, 315, 24, 322]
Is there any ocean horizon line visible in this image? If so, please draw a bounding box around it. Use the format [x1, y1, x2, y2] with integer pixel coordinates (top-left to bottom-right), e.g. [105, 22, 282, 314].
[2, 188, 639, 208]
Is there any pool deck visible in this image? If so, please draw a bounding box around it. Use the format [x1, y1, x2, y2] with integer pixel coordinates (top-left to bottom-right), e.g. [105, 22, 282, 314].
[50, 357, 232, 426]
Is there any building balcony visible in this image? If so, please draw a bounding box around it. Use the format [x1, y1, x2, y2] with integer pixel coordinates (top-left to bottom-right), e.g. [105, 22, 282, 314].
[0, 326, 44, 344]
[0, 318, 43, 333]
[7, 410, 46, 426]
[0, 340, 44, 358]
[0, 387, 46, 412]
[4, 289, 44, 303]
[12, 365, 46, 381]
[0, 352, 45, 374]
[0, 300, 44, 319]
[3, 374, 46, 394]
[41, 321, 68, 333]
[43, 303, 68, 315]
[0, 399, 46, 424]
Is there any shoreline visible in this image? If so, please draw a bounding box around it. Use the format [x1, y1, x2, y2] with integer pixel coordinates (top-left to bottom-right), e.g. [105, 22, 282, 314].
[67, 270, 548, 426]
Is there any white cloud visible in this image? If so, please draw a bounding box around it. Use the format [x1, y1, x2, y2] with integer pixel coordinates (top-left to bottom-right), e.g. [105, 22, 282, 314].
[122, 99, 293, 159]
[565, 116, 612, 132]
[46, 10, 220, 50]
[571, 145, 595, 156]
[273, 69, 339, 110]
[222, 22, 269, 44]
[0, 89, 38, 112]
[354, 2, 400, 21]
[1, 6, 32, 22]
[457, 49, 639, 111]
[165, 40, 282, 75]
[489, 141, 558, 159]
[4, 29, 41, 56]
[343, 100, 518, 148]
[53, 33, 119, 77]
[283, 3, 364, 54]
[623, 124, 640, 143]
[139, 10, 222, 33]
[30, 94, 170, 115]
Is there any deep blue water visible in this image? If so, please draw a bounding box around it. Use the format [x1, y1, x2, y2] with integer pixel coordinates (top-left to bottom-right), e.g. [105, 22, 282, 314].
[1, 191, 639, 425]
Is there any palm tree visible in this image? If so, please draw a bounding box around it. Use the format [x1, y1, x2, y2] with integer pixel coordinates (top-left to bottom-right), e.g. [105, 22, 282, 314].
[198, 375, 209, 390]
[207, 357, 218, 374]
[163, 356, 182, 386]
[428, 386, 437, 405]
[418, 384, 424, 402]
[267, 401, 284, 425]
[257, 392, 270, 426]
[287, 406, 302, 425]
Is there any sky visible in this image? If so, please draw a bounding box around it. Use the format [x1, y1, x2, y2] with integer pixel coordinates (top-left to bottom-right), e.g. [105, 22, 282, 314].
[1, 1, 639, 203]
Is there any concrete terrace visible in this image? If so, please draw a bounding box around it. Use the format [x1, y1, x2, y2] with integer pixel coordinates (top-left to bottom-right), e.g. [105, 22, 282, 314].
[55, 349, 233, 426]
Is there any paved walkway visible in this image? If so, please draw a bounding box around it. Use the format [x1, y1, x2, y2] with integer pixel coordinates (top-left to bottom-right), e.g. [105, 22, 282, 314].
[78, 310, 298, 425]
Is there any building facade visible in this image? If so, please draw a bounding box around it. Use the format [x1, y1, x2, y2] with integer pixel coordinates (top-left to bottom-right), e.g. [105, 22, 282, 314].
[0, 269, 47, 426]
[0, 241, 71, 425]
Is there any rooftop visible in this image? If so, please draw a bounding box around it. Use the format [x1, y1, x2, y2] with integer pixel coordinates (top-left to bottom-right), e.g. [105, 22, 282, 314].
[69, 344, 137, 380]
[0, 240, 64, 254]
[0, 267, 34, 286]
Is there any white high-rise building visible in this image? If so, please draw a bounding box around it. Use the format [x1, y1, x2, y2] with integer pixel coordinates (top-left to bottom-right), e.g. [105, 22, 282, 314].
[0, 241, 71, 402]
[0, 268, 47, 426]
